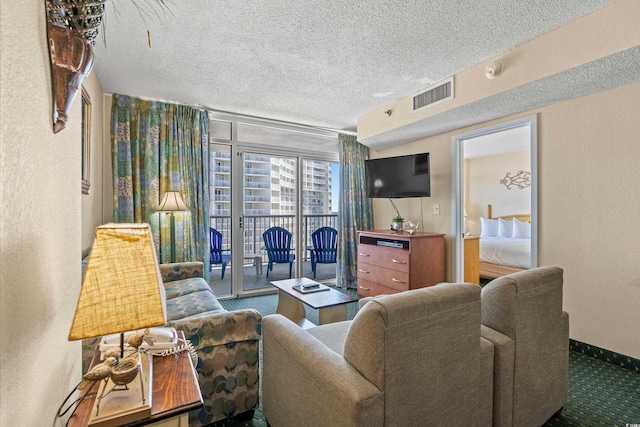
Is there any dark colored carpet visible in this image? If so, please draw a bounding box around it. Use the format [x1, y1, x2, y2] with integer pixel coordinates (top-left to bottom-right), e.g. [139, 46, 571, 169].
[215, 288, 640, 427]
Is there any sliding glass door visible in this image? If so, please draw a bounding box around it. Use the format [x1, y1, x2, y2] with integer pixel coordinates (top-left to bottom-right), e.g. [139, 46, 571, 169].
[208, 116, 339, 299]
[301, 159, 339, 282]
[240, 151, 298, 294]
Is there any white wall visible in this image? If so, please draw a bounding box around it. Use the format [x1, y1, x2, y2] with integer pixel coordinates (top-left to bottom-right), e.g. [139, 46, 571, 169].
[466, 150, 530, 235]
[0, 1, 103, 424]
[368, 81, 640, 359]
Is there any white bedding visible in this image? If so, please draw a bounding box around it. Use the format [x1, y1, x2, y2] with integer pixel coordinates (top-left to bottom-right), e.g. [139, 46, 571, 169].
[480, 237, 531, 269]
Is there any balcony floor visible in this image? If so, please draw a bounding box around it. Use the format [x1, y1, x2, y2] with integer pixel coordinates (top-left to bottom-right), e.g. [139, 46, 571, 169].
[208, 259, 337, 298]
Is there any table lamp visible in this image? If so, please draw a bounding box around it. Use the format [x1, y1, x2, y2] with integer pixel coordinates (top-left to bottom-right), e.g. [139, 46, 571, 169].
[67, 223, 167, 422]
[156, 191, 189, 263]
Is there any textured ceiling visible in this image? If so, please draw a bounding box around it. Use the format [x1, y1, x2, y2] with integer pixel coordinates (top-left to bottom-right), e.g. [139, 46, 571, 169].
[363, 45, 640, 149]
[94, 0, 618, 140]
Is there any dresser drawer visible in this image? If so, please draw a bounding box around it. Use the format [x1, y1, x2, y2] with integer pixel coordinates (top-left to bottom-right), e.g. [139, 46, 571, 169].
[357, 246, 410, 272]
[357, 264, 409, 291]
[357, 279, 402, 298]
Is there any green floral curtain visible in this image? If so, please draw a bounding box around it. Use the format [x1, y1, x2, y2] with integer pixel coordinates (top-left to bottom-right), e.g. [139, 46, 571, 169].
[337, 134, 373, 289]
[111, 95, 210, 276]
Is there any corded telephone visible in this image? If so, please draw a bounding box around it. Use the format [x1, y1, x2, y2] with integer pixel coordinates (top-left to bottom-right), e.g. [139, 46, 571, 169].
[99, 327, 178, 359]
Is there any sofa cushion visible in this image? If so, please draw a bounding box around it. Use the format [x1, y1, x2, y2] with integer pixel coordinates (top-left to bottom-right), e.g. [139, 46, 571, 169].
[307, 320, 351, 356]
[165, 277, 213, 300]
[166, 289, 226, 321]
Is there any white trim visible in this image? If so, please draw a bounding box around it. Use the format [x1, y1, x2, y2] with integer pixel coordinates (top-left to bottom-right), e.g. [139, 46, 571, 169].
[210, 111, 354, 139]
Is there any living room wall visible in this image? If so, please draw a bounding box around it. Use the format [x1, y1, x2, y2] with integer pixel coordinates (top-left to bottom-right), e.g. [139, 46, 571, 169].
[368, 81, 640, 360]
[0, 2, 104, 424]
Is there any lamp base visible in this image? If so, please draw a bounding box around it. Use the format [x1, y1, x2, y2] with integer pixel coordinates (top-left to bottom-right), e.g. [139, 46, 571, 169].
[88, 353, 152, 427]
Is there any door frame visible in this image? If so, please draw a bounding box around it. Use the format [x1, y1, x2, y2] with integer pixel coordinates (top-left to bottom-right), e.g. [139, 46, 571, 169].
[451, 115, 538, 282]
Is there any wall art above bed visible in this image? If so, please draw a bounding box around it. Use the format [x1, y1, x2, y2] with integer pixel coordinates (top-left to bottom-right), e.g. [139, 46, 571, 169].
[500, 170, 530, 190]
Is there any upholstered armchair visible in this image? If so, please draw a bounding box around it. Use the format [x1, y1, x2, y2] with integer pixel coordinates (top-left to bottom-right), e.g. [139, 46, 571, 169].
[262, 283, 494, 427]
[481, 266, 569, 427]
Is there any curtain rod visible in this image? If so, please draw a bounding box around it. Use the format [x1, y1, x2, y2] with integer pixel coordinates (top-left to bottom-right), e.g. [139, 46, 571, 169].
[105, 92, 357, 138]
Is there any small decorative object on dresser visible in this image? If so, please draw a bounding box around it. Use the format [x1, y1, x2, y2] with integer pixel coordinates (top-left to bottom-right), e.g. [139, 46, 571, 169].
[390, 215, 404, 231]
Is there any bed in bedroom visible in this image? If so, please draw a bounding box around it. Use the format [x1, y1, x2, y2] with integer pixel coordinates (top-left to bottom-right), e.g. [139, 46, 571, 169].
[479, 204, 532, 280]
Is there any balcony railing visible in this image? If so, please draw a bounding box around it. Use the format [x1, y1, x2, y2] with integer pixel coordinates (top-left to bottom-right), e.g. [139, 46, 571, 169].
[209, 214, 338, 261]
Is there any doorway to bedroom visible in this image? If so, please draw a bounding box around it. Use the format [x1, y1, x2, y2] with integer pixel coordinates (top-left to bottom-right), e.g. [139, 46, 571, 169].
[452, 115, 538, 283]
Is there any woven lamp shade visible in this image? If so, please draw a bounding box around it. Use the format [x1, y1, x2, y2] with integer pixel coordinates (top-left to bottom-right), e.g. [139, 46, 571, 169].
[69, 223, 167, 341]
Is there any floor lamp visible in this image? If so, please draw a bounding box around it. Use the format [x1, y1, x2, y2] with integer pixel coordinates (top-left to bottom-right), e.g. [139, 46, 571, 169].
[157, 191, 189, 263]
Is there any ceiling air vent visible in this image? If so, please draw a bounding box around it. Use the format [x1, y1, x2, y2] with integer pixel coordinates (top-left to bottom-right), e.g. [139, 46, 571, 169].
[412, 77, 454, 112]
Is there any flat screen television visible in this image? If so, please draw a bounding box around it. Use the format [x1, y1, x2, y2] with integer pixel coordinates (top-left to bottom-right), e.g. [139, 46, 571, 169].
[365, 153, 431, 198]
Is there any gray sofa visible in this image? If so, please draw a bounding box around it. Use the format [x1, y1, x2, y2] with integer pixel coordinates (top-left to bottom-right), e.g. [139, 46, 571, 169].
[83, 261, 262, 427]
[262, 267, 569, 427]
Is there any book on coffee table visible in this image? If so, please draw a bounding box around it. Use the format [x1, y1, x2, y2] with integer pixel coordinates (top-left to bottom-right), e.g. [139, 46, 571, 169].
[292, 283, 330, 294]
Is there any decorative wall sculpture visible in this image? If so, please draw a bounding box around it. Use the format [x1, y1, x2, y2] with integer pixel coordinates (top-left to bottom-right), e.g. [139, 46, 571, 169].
[500, 170, 531, 190]
[45, 0, 105, 133]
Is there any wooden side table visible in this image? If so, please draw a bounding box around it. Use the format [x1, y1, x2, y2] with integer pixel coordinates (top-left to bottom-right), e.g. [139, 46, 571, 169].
[68, 332, 202, 427]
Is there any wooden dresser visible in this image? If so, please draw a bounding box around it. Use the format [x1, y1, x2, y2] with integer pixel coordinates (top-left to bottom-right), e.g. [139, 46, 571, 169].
[357, 230, 445, 297]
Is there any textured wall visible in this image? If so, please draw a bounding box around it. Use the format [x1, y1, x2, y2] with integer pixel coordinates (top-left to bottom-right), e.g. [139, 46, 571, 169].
[538, 82, 640, 359]
[1, 1, 92, 425]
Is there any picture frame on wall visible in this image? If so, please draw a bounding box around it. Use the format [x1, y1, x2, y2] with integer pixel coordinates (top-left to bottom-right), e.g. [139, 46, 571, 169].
[81, 86, 91, 195]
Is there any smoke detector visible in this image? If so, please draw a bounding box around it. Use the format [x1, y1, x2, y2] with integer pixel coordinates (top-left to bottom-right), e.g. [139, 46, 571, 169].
[486, 61, 504, 79]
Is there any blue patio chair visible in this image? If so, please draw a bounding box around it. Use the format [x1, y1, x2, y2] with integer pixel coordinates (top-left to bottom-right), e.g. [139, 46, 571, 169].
[309, 226, 338, 278]
[262, 226, 295, 278]
[209, 228, 231, 279]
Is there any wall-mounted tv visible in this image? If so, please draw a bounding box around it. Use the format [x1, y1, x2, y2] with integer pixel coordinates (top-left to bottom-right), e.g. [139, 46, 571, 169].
[365, 153, 431, 198]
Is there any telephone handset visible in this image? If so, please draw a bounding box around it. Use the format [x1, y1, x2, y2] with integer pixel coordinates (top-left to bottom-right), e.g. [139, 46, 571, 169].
[99, 327, 178, 359]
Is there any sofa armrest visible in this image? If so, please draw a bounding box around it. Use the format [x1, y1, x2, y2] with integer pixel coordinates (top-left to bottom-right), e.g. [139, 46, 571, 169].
[167, 308, 262, 426]
[263, 314, 383, 427]
[167, 308, 262, 348]
[357, 294, 388, 310]
[481, 324, 515, 427]
[159, 262, 204, 283]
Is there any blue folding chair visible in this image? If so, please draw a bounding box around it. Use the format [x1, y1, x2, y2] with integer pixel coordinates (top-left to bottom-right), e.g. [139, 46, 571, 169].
[309, 227, 338, 278]
[209, 228, 231, 279]
[262, 226, 295, 278]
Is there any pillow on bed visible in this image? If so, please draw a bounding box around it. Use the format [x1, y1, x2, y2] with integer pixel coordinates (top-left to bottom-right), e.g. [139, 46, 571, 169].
[480, 217, 499, 237]
[497, 218, 513, 238]
[512, 217, 531, 238]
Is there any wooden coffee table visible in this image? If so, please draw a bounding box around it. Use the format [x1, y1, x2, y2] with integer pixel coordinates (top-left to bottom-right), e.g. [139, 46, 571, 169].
[270, 278, 357, 329]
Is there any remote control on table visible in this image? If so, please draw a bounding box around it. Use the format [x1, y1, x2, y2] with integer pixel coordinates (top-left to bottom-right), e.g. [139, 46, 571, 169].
[303, 284, 320, 289]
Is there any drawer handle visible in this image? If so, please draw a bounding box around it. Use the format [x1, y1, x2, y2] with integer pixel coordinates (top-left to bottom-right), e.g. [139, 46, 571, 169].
[391, 278, 407, 284]
[359, 252, 370, 257]
[359, 285, 370, 291]
[358, 269, 369, 274]
[392, 259, 406, 264]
